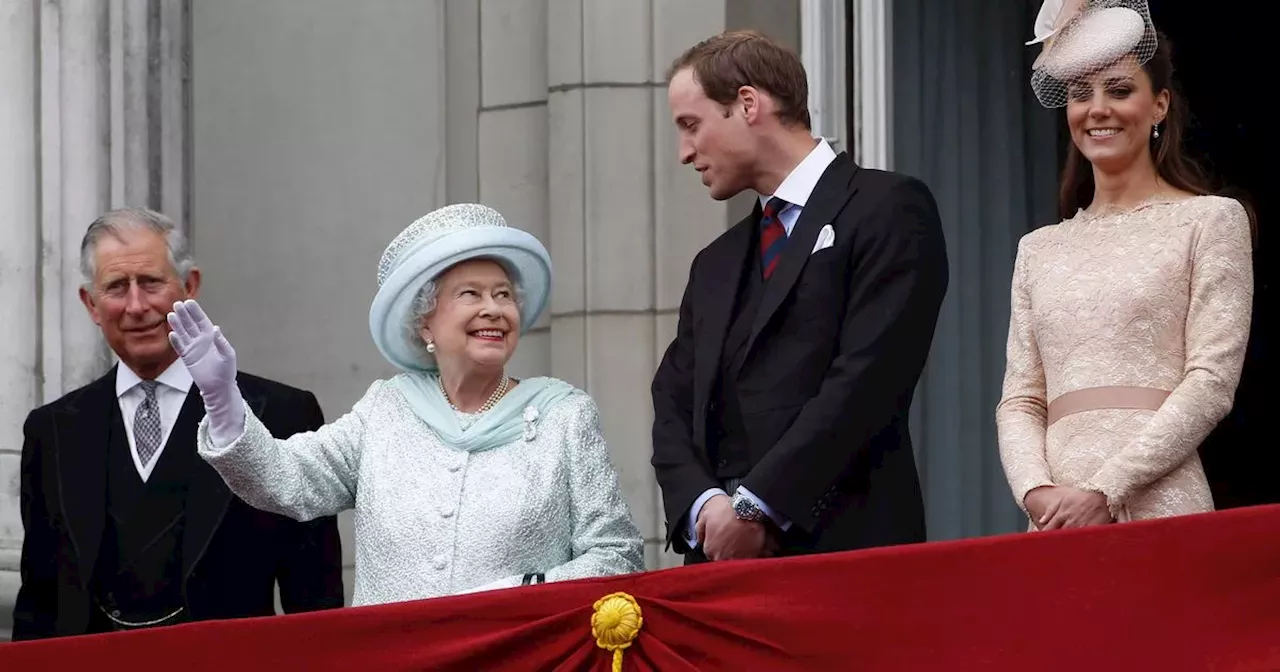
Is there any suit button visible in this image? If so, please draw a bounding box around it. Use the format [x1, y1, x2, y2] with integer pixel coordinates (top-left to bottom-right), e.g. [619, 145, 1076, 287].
[111, 609, 122, 618]
[717, 458, 728, 468]
[433, 556, 448, 571]
[708, 401, 719, 413]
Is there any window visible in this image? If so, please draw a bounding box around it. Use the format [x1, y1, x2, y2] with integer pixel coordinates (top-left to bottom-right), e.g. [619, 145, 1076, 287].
[799, 0, 847, 152]
[801, 0, 891, 169]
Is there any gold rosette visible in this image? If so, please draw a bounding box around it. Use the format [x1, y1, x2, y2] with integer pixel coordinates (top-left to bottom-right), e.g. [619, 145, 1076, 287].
[591, 592, 643, 672]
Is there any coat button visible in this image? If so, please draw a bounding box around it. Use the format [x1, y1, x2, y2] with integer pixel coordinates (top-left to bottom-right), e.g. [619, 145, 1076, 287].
[441, 507, 455, 518]
[111, 609, 122, 618]
[433, 556, 447, 571]
[448, 463, 462, 473]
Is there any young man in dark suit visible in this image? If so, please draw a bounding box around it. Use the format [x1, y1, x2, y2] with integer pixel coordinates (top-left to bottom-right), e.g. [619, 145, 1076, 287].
[652, 31, 949, 563]
[13, 208, 344, 640]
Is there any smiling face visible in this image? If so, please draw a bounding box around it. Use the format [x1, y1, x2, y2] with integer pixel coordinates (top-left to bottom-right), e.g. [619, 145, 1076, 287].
[79, 227, 201, 378]
[420, 259, 520, 376]
[1065, 57, 1169, 174]
[667, 67, 758, 201]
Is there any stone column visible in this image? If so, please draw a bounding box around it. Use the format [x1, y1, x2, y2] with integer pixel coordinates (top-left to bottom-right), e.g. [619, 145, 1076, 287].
[478, 0, 551, 378]
[542, 0, 733, 571]
[40, 0, 190, 396]
[648, 1, 740, 569]
[543, 1, 800, 569]
[0, 0, 42, 633]
[43, 0, 113, 396]
[0, 0, 191, 640]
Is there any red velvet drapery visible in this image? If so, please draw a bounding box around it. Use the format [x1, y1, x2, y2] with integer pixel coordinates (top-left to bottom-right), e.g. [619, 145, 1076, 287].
[4, 504, 1278, 671]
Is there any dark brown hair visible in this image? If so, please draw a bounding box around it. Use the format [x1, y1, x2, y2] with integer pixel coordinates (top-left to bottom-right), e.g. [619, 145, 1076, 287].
[1057, 31, 1257, 236]
[666, 30, 811, 129]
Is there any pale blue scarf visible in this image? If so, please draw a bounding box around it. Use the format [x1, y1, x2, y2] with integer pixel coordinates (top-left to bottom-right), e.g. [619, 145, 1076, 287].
[391, 372, 576, 453]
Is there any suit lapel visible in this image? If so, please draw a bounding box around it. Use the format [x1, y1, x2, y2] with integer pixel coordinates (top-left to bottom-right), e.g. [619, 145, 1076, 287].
[744, 154, 859, 359]
[693, 212, 757, 411]
[182, 380, 267, 580]
[55, 369, 117, 589]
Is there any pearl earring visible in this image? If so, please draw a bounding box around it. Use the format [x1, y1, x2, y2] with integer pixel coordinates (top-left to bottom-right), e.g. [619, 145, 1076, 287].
[426, 340, 436, 353]
[1152, 124, 1160, 139]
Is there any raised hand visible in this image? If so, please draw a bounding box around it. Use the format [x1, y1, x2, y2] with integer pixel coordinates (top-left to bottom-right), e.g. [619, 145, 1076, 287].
[168, 300, 237, 389]
[167, 299, 245, 445]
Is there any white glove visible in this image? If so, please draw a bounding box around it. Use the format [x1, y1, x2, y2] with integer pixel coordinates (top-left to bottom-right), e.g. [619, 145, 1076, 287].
[167, 299, 246, 447]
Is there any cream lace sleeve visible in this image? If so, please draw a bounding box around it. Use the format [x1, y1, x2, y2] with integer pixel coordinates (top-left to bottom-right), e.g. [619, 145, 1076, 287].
[996, 236, 1056, 511]
[1082, 198, 1254, 511]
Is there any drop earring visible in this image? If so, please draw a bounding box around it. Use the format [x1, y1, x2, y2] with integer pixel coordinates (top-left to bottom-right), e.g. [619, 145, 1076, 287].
[1152, 124, 1160, 139]
[426, 340, 436, 353]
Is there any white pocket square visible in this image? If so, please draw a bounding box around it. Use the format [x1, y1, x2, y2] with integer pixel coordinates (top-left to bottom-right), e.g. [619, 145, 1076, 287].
[811, 224, 835, 254]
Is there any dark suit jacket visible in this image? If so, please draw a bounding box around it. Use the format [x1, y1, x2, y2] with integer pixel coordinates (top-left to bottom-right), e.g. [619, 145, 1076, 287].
[12, 367, 345, 640]
[652, 153, 949, 556]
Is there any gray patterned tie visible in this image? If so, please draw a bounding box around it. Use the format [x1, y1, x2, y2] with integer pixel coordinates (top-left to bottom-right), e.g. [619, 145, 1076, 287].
[134, 380, 163, 467]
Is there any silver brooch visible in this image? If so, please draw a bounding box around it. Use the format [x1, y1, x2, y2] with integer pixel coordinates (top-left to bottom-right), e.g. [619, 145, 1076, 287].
[522, 406, 539, 441]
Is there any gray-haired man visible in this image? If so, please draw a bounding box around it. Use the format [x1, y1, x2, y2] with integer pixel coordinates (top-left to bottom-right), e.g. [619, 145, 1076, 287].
[13, 208, 344, 640]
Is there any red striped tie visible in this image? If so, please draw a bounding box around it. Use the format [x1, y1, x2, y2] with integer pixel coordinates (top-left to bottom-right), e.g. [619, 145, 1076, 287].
[759, 197, 790, 280]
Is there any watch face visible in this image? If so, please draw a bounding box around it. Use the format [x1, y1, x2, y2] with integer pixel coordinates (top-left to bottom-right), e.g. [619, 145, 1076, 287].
[734, 497, 762, 521]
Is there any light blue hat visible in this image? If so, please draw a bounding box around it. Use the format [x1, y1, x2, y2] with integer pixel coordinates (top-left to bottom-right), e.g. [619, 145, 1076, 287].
[369, 204, 551, 372]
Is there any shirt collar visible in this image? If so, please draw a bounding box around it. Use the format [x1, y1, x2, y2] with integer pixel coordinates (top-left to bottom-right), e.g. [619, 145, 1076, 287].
[116, 358, 194, 398]
[758, 139, 838, 210]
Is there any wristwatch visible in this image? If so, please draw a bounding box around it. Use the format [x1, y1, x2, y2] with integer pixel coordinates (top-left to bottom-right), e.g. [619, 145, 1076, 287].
[731, 492, 768, 523]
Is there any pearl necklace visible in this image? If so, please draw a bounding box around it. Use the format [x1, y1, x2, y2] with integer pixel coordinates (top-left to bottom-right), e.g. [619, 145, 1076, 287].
[439, 374, 510, 414]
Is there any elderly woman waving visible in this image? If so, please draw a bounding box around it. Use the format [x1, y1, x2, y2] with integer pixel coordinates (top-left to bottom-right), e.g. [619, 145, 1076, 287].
[166, 204, 643, 606]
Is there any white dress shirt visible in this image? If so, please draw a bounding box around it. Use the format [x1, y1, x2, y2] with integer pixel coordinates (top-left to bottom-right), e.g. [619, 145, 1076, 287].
[687, 138, 839, 548]
[116, 359, 195, 481]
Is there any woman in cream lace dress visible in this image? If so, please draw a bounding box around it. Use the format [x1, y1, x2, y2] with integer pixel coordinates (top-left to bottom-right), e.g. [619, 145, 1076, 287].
[997, 2, 1254, 530]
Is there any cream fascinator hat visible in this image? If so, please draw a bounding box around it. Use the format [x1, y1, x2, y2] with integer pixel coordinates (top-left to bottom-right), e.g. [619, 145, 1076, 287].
[1027, 0, 1157, 108]
[368, 204, 551, 372]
